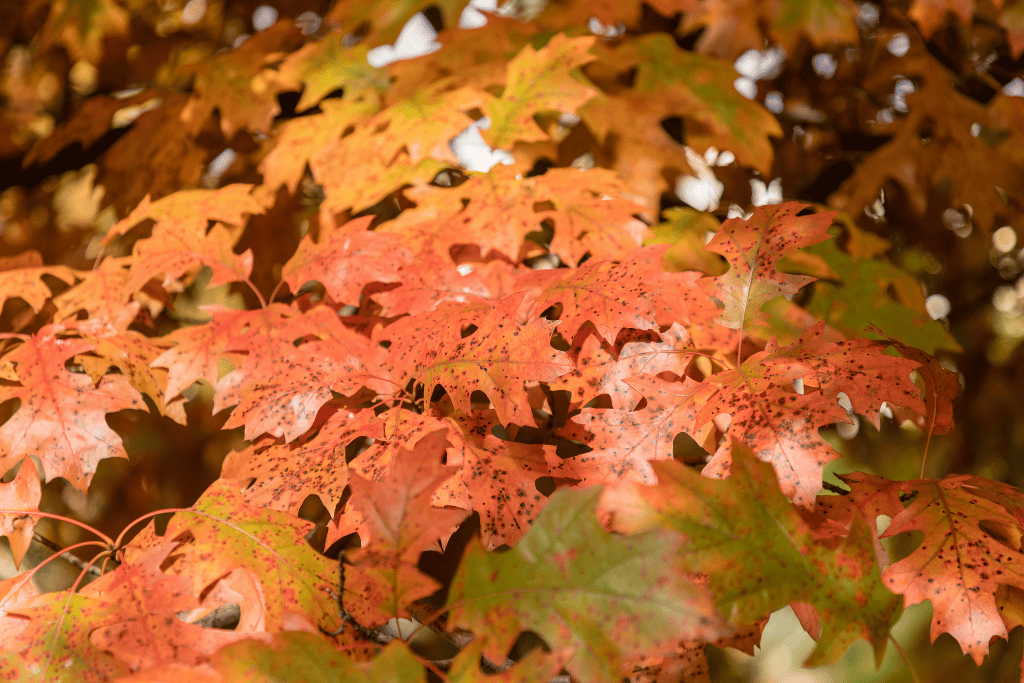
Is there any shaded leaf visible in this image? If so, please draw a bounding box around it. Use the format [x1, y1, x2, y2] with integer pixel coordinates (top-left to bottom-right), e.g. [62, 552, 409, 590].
[448, 486, 728, 683]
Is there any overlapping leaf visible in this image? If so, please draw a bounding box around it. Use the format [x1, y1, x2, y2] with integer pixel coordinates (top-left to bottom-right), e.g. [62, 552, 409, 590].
[0, 326, 144, 491]
[383, 294, 573, 426]
[160, 479, 340, 633]
[448, 486, 729, 683]
[599, 442, 902, 666]
[343, 430, 468, 624]
[701, 203, 835, 333]
[839, 474, 1024, 665]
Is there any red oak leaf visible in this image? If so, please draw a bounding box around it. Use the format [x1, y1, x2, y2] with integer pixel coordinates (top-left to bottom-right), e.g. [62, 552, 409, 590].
[281, 215, 412, 305]
[870, 476, 1024, 664]
[105, 185, 266, 244]
[522, 248, 670, 343]
[537, 168, 652, 266]
[222, 403, 383, 514]
[0, 250, 76, 312]
[330, 406, 466, 549]
[73, 320, 187, 424]
[444, 410, 559, 549]
[695, 331, 924, 505]
[552, 324, 695, 409]
[53, 257, 138, 331]
[125, 222, 254, 295]
[152, 303, 333, 408]
[344, 430, 468, 624]
[0, 460, 41, 568]
[84, 544, 263, 672]
[384, 294, 573, 426]
[0, 577, 127, 681]
[563, 375, 709, 485]
[178, 22, 303, 137]
[0, 325, 144, 491]
[215, 306, 391, 441]
[483, 33, 597, 147]
[259, 98, 378, 194]
[371, 249, 493, 317]
[701, 202, 834, 334]
[161, 479, 339, 632]
[378, 164, 547, 262]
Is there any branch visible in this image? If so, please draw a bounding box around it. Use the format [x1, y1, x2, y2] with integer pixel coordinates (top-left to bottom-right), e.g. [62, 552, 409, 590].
[31, 532, 104, 577]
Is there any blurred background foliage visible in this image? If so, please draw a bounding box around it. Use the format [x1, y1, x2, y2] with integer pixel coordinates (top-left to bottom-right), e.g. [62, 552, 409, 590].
[1, 0, 1023, 680]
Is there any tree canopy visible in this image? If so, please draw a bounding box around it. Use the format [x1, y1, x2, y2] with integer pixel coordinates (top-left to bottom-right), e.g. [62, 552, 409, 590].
[0, 0, 1023, 681]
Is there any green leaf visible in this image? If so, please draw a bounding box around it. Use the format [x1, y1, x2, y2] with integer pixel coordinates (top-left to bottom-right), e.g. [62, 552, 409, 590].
[805, 233, 962, 355]
[636, 441, 902, 666]
[275, 37, 387, 112]
[645, 207, 726, 275]
[614, 33, 782, 176]
[484, 33, 598, 148]
[446, 486, 728, 683]
[212, 633, 423, 683]
[163, 479, 340, 633]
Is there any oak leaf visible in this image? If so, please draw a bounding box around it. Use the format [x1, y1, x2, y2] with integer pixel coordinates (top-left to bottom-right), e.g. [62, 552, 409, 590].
[448, 638, 569, 683]
[222, 403, 382, 515]
[324, 0, 472, 47]
[383, 294, 573, 426]
[73, 320, 187, 424]
[522, 255, 661, 344]
[0, 460, 40, 568]
[160, 479, 340, 632]
[804, 229, 961, 355]
[695, 328, 925, 504]
[344, 430, 468, 624]
[564, 375, 708, 485]
[214, 306, 391, 442]
[274, 35, 386, 112]
[281, 215, 411, 304]
[151, 304, 304, 402]
[701, 202, 834, 333]
[448, 486, 729, 683]
[179, 22, 304, 137]
[371, 249, 494, 317]
[843, 475, 1024, 664]
[105, 185, 266, 245]
[0, 250, 76, 312]
[0, 325, 144, 491]
[259, 98, 379, 195]
[552, 324, 695, 410]
[483, 34, 597, 148]
[671, 0, 859, 57]
[443, 409, 560, 549]
[599, 442, 902, 666]
[0, 579, 127, 682]
[53, 258, 138, 331]
[84, 544, 263, 672]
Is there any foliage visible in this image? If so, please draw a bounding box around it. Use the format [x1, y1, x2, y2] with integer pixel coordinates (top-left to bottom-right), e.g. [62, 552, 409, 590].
[0, 0, 1023, 681]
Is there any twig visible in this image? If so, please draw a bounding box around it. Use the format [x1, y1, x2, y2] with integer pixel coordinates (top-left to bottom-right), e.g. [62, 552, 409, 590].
[31, 532, 104, 577]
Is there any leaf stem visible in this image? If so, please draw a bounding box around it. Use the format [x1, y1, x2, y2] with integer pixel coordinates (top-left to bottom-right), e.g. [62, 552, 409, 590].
[888, 633, 920, 683]
[0, 509, 115, 546]
[0, 540, 109, 608]
[30, 532, 105, 577]
[111, 507, 185, 550]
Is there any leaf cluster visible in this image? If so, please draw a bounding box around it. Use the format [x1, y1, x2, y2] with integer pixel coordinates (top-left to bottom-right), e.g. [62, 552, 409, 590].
[0, 0, 1022, 682]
